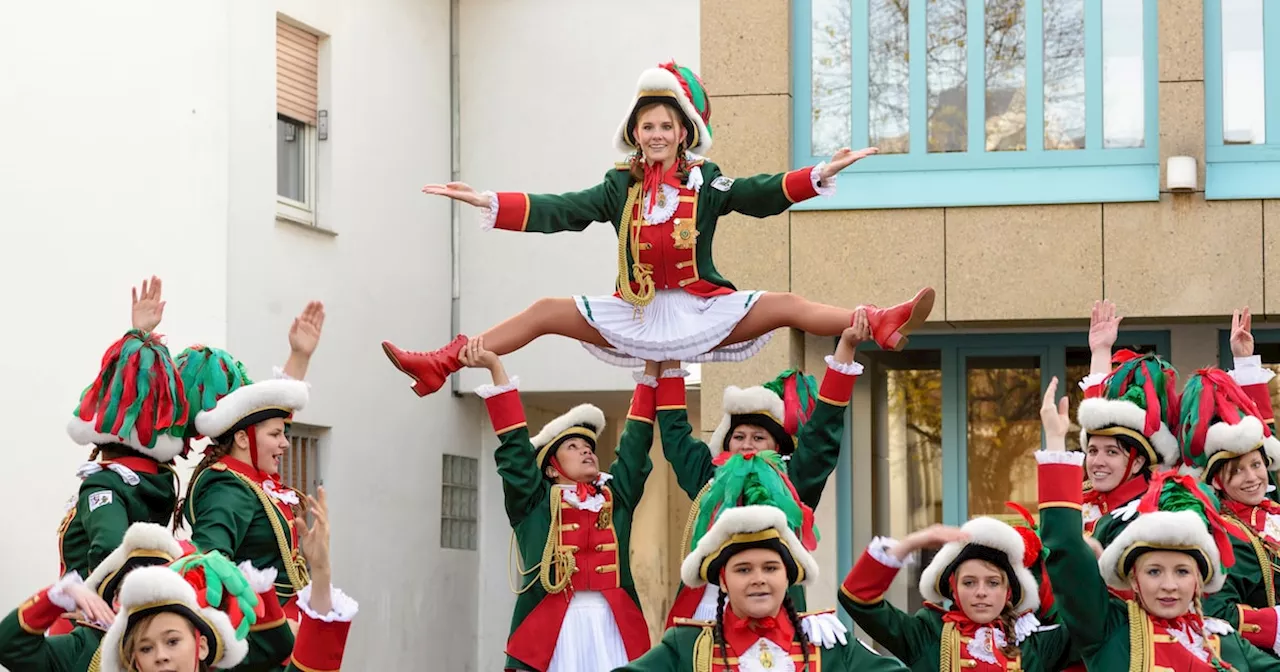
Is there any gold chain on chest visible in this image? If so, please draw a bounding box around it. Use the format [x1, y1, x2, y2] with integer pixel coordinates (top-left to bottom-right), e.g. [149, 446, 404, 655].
[224, 471, 309, 591]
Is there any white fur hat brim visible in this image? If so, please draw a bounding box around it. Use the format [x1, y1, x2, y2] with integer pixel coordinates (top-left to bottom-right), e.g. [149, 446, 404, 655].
[100, 566, 248, 672]
[194, 379, 308, 439]
[86, 523, 185, 598]
[919, 517, 1040, 614]
[1203, 414, 1280, 468]
[708, 386, 786, 457]
[1098, 510, 1224, 592]
[530, 403, 606, 451]
[1077, 397, 1180, 469]
[680, 505, 818, 589]
[67, 417, 185, 463]
[614, 66, 711, 155]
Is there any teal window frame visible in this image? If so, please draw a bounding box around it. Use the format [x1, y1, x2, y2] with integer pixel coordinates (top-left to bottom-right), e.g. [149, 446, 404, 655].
[1217, 327, 1280, 367]
[835, 329, 1170, 629]
[792, 0, 1161, 210]
[1204, 0, 1280, 199]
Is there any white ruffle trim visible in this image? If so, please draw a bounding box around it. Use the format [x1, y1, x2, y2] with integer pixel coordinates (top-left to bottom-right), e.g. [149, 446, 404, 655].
[738, 637, 795, 672]
[867, 537, 904, 569]
[643, 184, 681, 224]
[297, 583, 360, 623]
[48, 571, 84, 613]
[558, 473, 614, 512]
[1078, 372, 1107, 391]
[966, 626, 1007, 664]
[825, 355, 864, 376]
[1165, 623, 1210, 662]
[475, 375, 521, 399]
[811, 164, 836, 198]
[1012, 611, 1041, 644]
[1036, 450, 1085, 466]
[479, 191, 499, 231]
[263, 479, 300, 505]
[661, 368, 690, 379]
[77, 461, 141, 486]
[237, 561, 279, 595]
[632, 372, 658, 388]
[1232, 355, 1276, 386]
[801, 611, 849, 649]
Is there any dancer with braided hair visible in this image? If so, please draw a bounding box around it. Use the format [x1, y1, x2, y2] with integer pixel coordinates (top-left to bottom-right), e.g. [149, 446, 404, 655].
[464, 340, 655, 672]
[382, 60, 934, 397]
[1037, 377, 1280, 670]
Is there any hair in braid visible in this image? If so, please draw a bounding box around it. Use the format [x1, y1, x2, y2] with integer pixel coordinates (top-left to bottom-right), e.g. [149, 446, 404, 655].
[994, 604, 1023, 660]
[781, 595, 812, 671]
[172, 439, 232, 532]
[712, 585, 729, 663]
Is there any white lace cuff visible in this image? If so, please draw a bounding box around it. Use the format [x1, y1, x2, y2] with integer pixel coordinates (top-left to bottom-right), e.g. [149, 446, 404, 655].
[633, 372, 658, 388]
[1231, 356, 1276, 386]
[237, 561, 279, 595]
[1078, 372, 1107, 391]
[1036, 450, 1085, 466]
[297, 583, 360, 623]
[661, 368, 690, 378]
[811, 163, 837, 197]
[474, 375, 520, 399]
[48, 572, 83, 612]
[867, 537, 904, 569]
[825, 355, 864, 376]
[478, 191, 499, 231]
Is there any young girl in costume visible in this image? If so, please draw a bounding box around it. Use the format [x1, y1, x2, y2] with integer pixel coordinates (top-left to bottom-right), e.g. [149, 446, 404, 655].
[101, 487, 354, 672]
[616, 502, 905, 671]
[838, 514, 1072, 670]
[659, 312, 868, 626]
[1037, 376, 1280, 670]
[382, 60, 934, 396]
[1074, 301, 1182, 547]
[464, 339, 655, 672]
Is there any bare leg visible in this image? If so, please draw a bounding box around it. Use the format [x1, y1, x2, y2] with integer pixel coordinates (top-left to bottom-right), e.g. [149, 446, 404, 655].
[716, 293, 852, 347]
[478, 297, 611, 353]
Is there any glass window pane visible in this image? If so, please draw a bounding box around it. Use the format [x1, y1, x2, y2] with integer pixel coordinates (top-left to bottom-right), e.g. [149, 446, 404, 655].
[277, 115, 306, 201]
[985, 0, 1027, 151]
[1221, 0, 1266, 144]
[812, 0, 853, 156]
[1102, 0, 1145, 148]
[869, 0, 911, 153]
[1043, 0, 1086, 149]
[928, 0, 968, 152]
[965, 355, 1042, 518]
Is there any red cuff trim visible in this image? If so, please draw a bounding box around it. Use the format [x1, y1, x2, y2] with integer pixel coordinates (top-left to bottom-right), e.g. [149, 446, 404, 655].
[17, 588, 64, 635]
[494, 192, 531, 232]
[657, 377, 687, 410]
[1084, 384, 1104, 399]
[1038, 463, 1085, 505]
[628, 384, 656, 422]
[485, 390, 527, 435]
[781, 167, 819, 203]
[840, 550, 899, 605]
[252, 590, 287, 632]
[1240, 605, 1278, 642]
[290, 613, 352, 672]
[1244, 383, 1275, 423]
[818, 366, 856, 406]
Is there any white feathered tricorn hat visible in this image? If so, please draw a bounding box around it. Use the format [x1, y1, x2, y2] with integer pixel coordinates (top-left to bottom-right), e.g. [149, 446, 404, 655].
[918, 517, 1041, 614]
[614, 61, 713, 155]
[531, 404, 606, 470]
[680, 505, 819, 589]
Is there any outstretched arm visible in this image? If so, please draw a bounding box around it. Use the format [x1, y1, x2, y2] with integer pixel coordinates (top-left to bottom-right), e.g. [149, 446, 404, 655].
[467, 340, 547, 525]
[655, 367, 716, 499]
[718, 148, 875, 218]
[281, 301, 325, 381]
[0, 574, 105, 672]
[607, 362, 659, 511]
[425, 172, 621, 234]
[790, 317, 868, 506]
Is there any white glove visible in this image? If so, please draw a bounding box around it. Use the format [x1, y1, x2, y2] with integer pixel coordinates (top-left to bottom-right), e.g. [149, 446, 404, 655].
[801, 612, 848, 649]
[1111, 499, 1141, 522]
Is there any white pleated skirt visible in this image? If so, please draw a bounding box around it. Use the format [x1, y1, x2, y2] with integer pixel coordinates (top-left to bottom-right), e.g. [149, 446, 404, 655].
[575, 288, 772, 367]
[547, 591, 629, 672]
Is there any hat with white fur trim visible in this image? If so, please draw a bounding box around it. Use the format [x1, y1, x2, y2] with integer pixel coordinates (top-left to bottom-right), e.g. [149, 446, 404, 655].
[530, 403, 606, 471]
[615, 61, 712, 155]
[194, 378, 308, 442]
[1077, 352, 1181, 470]
[1178, 367, 1280, 483]
[681, 505, 818, 589]
[918, 516, 1041, 614]
[708, 370, 818, 457]
[85, 522, 189, 606]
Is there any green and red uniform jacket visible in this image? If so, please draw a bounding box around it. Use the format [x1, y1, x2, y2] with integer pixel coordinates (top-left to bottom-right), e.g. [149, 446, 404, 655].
[1038, 452, 1280, 670]
[1204, 500, 1280, 657]
[659, 363, 856, 627]
[489, 161, 825, 297]
[483, 382, 657, 671]
[613, 611, 908, 672]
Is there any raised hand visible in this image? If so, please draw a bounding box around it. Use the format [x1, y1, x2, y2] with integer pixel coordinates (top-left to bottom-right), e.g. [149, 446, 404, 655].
[1040, 377, 1070, 448]
[458, 337, 501, 371]
[820, 147, 879, 179]
[289, 301, 326, 357]
[65, 581, 116, 626]
[422, 181, 490, 208]
[130, 276, 166, 333]
[1231, 307, 1255, 358]
[1088, 299, 1122, 353]
[890, 524, 970, 561]
[834, 307, 870, 364]
[298, 487, 330, 572]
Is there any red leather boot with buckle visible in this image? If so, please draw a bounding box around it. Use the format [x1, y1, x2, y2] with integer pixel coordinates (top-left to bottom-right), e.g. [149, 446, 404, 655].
[859, 287, 935, 351]
[381, 335, 469, 397]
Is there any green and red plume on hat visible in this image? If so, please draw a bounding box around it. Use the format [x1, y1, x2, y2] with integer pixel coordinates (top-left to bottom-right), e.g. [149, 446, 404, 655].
[71, 329, 188, 453]
[175, 346, 252, 428]
[1179, 367, 1278, 474]
[658, 60, 711, 140]
[1005, 501, 1055, 615]
[697, 451, 820, 551]
[1137, 471, 1244, 568]
[1103, 352, 1181, 441]
[169, 552, 260, 641]
[762, 369, 818, 436]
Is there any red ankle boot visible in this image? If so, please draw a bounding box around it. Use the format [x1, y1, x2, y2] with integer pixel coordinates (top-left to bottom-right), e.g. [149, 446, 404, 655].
[381, 335, 469, 397]
[859, 287, 935, 351]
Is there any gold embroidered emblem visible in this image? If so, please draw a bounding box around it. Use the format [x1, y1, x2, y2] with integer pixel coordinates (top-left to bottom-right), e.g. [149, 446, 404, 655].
[759, 641, 773, 668]
[672, 218, 698, 249]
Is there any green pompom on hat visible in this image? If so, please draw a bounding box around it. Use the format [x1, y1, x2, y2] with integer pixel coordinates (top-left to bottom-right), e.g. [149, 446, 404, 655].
[691, 450, 819, 553]
[66, 329, 188, 462]
[615, 61, 713, 155]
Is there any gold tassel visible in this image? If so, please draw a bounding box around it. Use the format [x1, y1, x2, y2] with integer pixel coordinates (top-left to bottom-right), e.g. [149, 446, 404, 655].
[539, 488, 574, 594]
[939, 621, 957, 672]
[616, 182, 655, 316]
[693, 625, 713, 672]
[1127, 600, 1150, 672]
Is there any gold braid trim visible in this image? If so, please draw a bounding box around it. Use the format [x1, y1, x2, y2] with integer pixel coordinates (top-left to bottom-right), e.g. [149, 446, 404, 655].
[88, 643, 101, 672]
[1127, 600, 1152, 672]
[693, 625, 713, 672]
[222, 471, 309, 592]
[1231, 513, 1276, 606]
[616, 182, 655, 311]
[938, 621, 959, 672]
[507, 488, 580, 595]
[681, 482, 714, 554]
